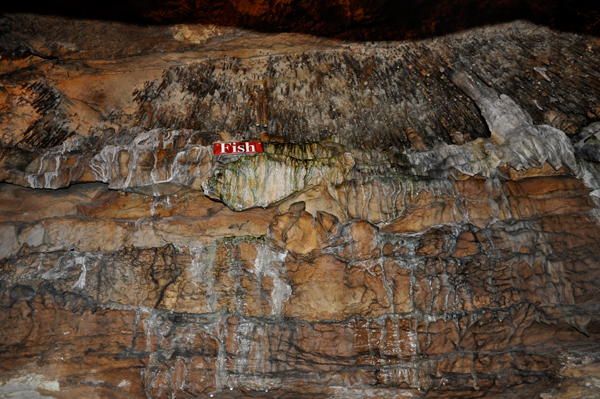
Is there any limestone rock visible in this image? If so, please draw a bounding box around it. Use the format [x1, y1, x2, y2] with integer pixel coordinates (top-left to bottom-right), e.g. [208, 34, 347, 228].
[90, 130, 215, 195]
[277, 181, 347, 221]
[206, 151, 354, 211]
[282, 211, 319, 255]
[0, 183, 277, 257]
[2, 171, 600, 397]
[3, 14, 600, 399]
[268, 203, 341, 255]
[573, 121, 600, 163]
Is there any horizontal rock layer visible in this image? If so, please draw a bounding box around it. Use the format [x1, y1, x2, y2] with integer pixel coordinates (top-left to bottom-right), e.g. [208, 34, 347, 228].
[2, 168, 600, 398]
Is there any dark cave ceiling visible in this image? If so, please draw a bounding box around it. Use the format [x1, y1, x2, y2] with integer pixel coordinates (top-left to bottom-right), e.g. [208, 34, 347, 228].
[3, 0, 600, 40]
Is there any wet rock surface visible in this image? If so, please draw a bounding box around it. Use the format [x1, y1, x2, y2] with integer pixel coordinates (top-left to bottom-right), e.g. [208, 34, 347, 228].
[2, 174, 600, 398]
[2, 14, 600, 399]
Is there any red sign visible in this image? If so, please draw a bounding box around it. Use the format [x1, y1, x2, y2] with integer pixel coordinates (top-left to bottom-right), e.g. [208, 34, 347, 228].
[213, 141, 264, 155]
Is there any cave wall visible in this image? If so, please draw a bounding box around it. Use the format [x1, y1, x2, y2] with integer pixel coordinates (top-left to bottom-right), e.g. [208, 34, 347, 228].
[2, 14, 600, 399]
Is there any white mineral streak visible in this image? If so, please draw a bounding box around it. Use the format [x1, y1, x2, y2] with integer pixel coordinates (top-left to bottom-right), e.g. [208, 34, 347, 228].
[71, 256, 87, 290]
[378, 256, 395, 307]
[89, 130, 212, 195]
[189, 245, 217, 312]
[233, 320, 254, 374]
[581, 160, 600, 198]
[232, 318, 281, 392]
[13, 147, 88, 190]
[212, 311, 229, 395]
[26, 174, 39, 189]
[253, 244, 290, 315]
[447, 70, 579, 175]
[43, 156, 60, 188]
[40, 252, 103, 289]
[116, 380, 130, 388]
[134, 242, 288, 396]
[141, 308, 230, 396]
[0, 374, 59, 399]
[0, 225, 19, 259]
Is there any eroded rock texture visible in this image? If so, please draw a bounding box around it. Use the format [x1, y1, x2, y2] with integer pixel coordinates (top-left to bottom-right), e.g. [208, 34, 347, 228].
[2, 14, 600, 399]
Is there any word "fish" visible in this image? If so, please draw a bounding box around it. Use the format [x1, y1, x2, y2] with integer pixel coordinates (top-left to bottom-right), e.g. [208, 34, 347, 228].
[213, 141, 264, 155]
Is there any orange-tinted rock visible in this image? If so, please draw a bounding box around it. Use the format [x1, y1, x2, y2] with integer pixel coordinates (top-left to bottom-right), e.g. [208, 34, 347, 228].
[0, 183, 277, 256]
[3, 166, 600, 397]
[283, 254, 363, 320]
[452, 230, 480, 257]
[0, 296, 145, 397]
[268, 206, 341, 255]
[336, 219, 381, 260]
[383, 258, 412, 313]
[315, 211, 341, 247]
[283, 211, 320, 255]
[381, 193, 460, 233]
[267, 211, 297, 249]
[278, 182, 347, 222]
[3, 16, 600, 399]
[416, 228, 450, 257]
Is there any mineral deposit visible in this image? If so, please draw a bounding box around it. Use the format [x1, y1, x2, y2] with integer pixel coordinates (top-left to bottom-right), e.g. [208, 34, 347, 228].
[1, 13, 600, 399]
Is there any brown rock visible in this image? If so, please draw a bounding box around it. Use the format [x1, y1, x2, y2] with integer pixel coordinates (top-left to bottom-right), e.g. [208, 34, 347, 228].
[381, 193, 460, 233]
[452, 230, 480, 257]
[268, 211, 298, 249]
[283, 254, 391, 321]
[268, 204, 337, 255]
[383, 259, 412, 313]
[316, 211, 341, 247]
[284, 211, 320, 255]
[278, 182, 347, 222]
[260, 131, 285, 143]
[3, 15, 600, 399]
[337, 219, 381, 260]
[416, 228, 450, 256]
[406, 127, 429, 151]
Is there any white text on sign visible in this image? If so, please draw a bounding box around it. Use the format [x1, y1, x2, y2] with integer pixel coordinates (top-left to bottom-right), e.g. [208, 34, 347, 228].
[213, 141, 264, 155]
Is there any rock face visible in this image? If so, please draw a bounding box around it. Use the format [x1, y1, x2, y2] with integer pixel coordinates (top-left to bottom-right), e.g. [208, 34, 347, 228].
[2, 14, 600, 399]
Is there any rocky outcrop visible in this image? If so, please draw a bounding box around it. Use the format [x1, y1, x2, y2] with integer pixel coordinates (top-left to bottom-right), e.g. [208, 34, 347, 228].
[3, 167, 600, 398]
[3, 17, 600, 150]
[2, 14, 600, 399]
